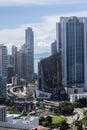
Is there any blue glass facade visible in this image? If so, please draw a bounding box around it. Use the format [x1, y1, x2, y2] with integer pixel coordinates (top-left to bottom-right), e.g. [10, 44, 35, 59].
[66, 17, 84, 85]
[25, 27, 34, 78]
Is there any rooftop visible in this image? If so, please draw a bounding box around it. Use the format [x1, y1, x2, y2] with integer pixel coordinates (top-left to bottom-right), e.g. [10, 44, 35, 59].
[0, 106, 6, 109]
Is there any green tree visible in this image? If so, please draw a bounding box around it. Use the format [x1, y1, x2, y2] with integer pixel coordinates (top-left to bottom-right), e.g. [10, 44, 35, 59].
[83, 110, 87, 116]
[59, 101, 74, 115]
[60, 120, 69, 130]
[76, 98, 87, 108]
[76, 122, 83, 130]
[39, 116, 45, 125]
[45, 116, 52, 123]
[54, 107, 60, 115]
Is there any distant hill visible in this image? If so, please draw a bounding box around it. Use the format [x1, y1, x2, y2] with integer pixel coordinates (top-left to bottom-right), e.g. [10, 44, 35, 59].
[34, 52, 50, 60]
[34, 52, 50, 73]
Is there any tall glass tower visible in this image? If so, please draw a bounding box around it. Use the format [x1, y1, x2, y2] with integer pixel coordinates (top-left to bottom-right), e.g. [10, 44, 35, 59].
[25, 27, 34, 51]
[25, 27, 34, 80]
[59, 17, 87, 90]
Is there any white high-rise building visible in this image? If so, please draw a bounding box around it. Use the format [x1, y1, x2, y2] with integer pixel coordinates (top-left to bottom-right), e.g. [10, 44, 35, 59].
[57, 17, 87, 91]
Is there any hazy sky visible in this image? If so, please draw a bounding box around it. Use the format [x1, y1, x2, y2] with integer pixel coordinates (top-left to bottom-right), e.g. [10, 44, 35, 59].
[0, 0, 87, 54]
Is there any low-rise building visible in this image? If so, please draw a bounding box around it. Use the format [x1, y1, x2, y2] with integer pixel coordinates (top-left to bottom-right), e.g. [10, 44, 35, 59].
[70, 93, 87, 103]
[65, 86, 84, 99]
[0, 114, 39, 130]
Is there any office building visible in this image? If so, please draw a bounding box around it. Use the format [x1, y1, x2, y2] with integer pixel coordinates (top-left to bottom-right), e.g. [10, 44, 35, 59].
[7, 28, 34, 81]
[17, 49, 24, 78]
[0, 76, 7, 99]
[66, 87, 84, 99]
[7, 65, 14, 83]
[38, 53, 63, 99]
[12, 74, 20, 86]
[70, 93, 87, 103]
[0, 45, 7, 78]
[51, 40, 57, 55]
[25, 27, 34, 50]
[56, 22, 61, 52]
[12, 46, 17, 74]
[24, 47, 34, 80]
[0, 114, 38, 130]
[16, 44, 34, 80]
[25, 27, 34, 79]
[0, 45, 7, 99]
[58, 17, 87, 90]
[0, 106, 6, 122]
[7, 55, 13, 66]
[7, 55, 14, 83]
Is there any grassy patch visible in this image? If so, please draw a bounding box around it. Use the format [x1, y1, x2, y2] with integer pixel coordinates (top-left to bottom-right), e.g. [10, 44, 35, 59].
[76, 116, 87, 129]
[37, 109, 44, 113]
[52, 116, 65, 124]
[79, 117, 87, 125]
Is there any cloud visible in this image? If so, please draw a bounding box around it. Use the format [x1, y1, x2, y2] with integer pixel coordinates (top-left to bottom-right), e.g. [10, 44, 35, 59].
[0, 10, 87, 55]
[0, 0, 87, 6]
[0, 14, 57, 54]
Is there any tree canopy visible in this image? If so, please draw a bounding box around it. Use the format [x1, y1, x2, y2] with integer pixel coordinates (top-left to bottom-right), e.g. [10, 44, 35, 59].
[54, 101, 74, 115]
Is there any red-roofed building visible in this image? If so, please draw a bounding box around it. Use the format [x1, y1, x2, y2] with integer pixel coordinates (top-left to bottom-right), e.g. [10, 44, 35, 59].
[31, 126, 50, 130]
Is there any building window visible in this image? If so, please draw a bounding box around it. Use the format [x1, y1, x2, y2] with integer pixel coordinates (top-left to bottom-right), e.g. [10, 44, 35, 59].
[74, 89, 78, 94]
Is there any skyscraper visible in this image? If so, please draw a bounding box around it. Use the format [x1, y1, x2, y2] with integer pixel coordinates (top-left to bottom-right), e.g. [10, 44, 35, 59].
[0, 45, 7, 99]
[58, 17, 87, 90]
[51, 40, 57, 55]
[16, 47, 34, 80]
[0, 44, 7, 78]
[38, 53, 62, 99]
[25, 27, 34, 79]
[25, 27, 34, 50]
[56, 22, 61, 52]
[17, 49, 24, 78]
[12, 45, 17, 74]
[0, 76, 7, 99]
